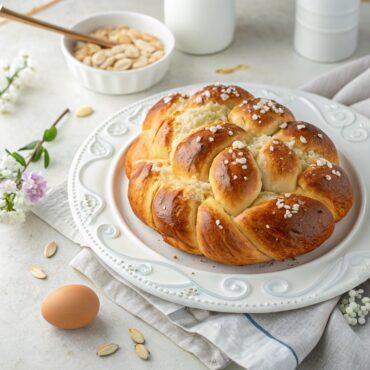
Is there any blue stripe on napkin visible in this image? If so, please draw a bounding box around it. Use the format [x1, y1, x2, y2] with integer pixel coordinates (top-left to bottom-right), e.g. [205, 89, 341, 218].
[244, 313, 299, 368]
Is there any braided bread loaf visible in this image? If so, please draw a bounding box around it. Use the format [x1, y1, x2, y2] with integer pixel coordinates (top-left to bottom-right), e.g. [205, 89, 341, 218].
[125, 84, 353, 265]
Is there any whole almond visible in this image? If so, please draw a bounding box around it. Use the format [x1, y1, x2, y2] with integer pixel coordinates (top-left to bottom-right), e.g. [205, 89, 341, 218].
[125, 45, 140, 58]
[114, 58, 132, 71]
[86, 43, 101, 53]
[135, 344, 150, 360]
[44, 241, 57, 258]
[149, 50, 164, 63]
[114, 53, 127, 60]
[132, 56, 148, 69]
[111, 44, 129, 55]
[100, 56, 115, 70]
[118, 34, 131, 43]
[75, 106, 94, 118]
[83, 56, 92, 66]
[128, 28, 141, 40]
[150, 39, 164, 50]
[96, 343, 119, 357]
[30, 265, 47, 279]
[74, 48, 89, 61]
[141, 33, 158, 42]
[129, 328, 145, 344]
[134, 39, 156, 53]
[92, 50, 107, 66]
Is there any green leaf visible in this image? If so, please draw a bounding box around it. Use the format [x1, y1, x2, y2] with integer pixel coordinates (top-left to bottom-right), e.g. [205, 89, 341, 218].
[5, 149, 26, 167]
[3, 192, 16, 211]
[43, 148, 50, 168]
[43, 127, 58, 142]
[19, 140, 40, 151]
[31, 145, 43, 162]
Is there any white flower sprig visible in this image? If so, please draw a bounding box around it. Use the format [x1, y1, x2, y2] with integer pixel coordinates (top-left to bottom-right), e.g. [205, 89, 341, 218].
[339, 288, 370, 326]
[0, 50, 36, 113]
[0, 108, 69, 224]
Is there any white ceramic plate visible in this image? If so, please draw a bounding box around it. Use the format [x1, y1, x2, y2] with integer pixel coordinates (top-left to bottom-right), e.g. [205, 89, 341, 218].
[68, 83, 370, 313]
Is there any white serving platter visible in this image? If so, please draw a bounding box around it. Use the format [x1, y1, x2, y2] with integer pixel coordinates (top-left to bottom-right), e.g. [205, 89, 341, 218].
[68, 83, 370, 313]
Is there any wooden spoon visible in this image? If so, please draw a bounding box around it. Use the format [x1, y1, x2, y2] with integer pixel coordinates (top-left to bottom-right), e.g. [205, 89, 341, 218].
[0, 5, 117, 48]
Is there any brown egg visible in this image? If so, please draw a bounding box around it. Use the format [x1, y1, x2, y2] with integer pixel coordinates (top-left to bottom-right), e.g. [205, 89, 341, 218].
[41, 285, 100, 329]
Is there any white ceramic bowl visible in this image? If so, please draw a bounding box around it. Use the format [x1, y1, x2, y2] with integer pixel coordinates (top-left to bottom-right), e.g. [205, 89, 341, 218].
[61, 12, 175, 95]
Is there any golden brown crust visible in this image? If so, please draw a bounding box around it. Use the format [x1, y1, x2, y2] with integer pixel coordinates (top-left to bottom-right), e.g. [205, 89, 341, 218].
[172, 123, 249, 180]
[209, 145, 261, 216]
[189, 84, 254, 109]
[142, 93, 189, 131]
[257, 139, 301, 193]
[273, 121, 339, 164]
[152, 184, 202, 255]
[235, 194, 335, 260]
[150, 118, 175, 160]
[228, 98, 295, 137]
[197, 199, 271, 265]
[297, 162, 354, 221]
[125, 85, 353, 265]
[128, 161, 163, 227]
[125, 133, 151, 178]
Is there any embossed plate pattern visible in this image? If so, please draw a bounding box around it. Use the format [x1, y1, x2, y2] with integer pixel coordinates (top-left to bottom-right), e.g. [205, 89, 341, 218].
[68, 83, 370, 313]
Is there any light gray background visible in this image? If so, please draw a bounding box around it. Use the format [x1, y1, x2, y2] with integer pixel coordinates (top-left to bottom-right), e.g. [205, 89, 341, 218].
[0, 1, 369, 369]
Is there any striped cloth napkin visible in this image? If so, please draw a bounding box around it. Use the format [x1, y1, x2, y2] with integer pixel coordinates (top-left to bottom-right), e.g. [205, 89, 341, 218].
[33, 55, 370, 370]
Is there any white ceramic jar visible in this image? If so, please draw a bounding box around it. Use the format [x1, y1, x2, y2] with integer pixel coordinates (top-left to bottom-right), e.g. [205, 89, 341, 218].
[294, 0, 360, 62]
[164, 0, 235, 55]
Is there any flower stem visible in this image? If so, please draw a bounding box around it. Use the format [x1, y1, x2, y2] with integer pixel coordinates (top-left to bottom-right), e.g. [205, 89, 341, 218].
[23, 108, 70, 172]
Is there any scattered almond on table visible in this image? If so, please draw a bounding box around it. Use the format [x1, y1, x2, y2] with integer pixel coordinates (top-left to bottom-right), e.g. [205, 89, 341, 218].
[96, 342, 119, 357]
[216, 63, 249, 74]
[30, 265, 47, 279]
[129, 328, 145, 344]
[73, 25, 165, 71]
[75, 106, 94, 118]
[44, 241, 58, 258]
[135, 343, 150, 360]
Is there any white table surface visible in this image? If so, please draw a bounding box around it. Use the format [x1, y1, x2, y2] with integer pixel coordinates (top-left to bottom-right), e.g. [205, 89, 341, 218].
[0, 1, 369, 369]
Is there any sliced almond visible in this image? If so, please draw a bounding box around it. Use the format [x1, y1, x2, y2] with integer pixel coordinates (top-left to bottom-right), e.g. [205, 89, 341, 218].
[96, 343, 119, 357]
[216, 63, 249, 75]
[129, 328, 145, 344]
[135, 344, 150, 360]
[75, 106, 94, 118]
[44, 241, 57, 258]
[30, 265, 47, 279]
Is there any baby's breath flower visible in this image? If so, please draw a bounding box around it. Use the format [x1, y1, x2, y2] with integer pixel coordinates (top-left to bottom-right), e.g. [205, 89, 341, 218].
[0, 208, 26, 224]
[0, 50, 36, 113]
[0, 179, 17, 195]
[0, 154, 23, 180]
[339, 288, 370, 326]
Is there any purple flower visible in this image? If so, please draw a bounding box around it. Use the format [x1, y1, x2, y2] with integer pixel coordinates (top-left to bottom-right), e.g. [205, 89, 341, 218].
[22, 171, 47, 203]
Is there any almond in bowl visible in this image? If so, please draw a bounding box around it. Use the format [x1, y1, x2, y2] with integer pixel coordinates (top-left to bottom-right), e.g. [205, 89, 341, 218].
[61, 12, 175, 95]
[73, 25, 165, 72]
